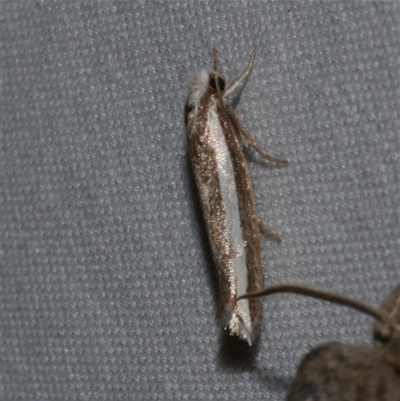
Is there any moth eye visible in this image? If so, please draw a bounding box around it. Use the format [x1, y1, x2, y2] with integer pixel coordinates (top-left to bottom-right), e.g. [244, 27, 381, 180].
[209, 75, 226, 92]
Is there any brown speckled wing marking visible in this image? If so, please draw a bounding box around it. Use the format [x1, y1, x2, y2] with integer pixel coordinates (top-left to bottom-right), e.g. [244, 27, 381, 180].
[187, 105, 236, 314]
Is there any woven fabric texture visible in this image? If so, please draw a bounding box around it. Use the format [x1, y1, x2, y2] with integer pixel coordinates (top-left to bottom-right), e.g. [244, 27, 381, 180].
[2, 2, 399, 400]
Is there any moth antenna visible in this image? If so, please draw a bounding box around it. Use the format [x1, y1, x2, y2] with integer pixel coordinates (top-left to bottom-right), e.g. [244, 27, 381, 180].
[237, 283, 400, 335]
[212, 71, 237, 150]
[212, 48, 220, 72]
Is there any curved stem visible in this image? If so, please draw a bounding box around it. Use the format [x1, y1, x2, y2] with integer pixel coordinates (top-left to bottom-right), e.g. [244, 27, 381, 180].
[238, 283, 400, 334]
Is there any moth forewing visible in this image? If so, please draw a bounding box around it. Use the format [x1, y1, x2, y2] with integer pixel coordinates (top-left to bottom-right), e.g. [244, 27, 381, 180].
[185, 49, 286, 345]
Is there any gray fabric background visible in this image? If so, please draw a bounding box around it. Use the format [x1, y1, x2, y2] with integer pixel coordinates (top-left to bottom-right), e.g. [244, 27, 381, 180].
[2, 1, 399, 400]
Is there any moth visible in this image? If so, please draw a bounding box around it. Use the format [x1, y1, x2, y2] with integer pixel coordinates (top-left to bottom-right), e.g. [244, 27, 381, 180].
[239, 283, 400, 400]
[185, 49, 287, 345]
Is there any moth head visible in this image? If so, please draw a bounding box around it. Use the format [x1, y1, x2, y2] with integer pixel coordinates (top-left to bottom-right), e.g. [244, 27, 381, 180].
[186, 69, 227, 105]
[209, 71, 227, 93]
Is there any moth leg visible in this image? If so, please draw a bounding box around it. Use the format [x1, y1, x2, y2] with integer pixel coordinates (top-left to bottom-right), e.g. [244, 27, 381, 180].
[224, 48, 257, 97]
[258, 216, 281, 243]
[227, 104, 288, 165]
